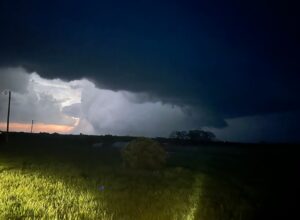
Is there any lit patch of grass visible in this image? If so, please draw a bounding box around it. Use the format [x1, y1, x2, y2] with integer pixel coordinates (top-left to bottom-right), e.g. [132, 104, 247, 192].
[0, 167, 110, 219]
[0, 156, 202, 220]
[185, 174, 202, 220]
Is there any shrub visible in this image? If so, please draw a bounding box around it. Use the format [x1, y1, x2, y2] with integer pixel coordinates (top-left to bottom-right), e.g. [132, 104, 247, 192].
[121, 137, 167, 170]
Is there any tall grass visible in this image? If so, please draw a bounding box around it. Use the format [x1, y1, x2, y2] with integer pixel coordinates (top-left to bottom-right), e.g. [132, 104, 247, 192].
[0, 141, 270, 220]
[0, 155, 202, 219]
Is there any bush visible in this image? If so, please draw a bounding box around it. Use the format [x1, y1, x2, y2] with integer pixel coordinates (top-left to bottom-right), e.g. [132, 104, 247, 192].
[121, 137, 167, 170]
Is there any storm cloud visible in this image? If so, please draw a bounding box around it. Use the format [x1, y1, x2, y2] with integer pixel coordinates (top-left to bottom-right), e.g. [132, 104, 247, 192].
[1, 67, 224, 136]
[209, 111, 300, 143]
[0, 1, 299, 141]
[1, 1, 299, 118]
[66, 80, 225, 136]
[0, 68, 77, 126]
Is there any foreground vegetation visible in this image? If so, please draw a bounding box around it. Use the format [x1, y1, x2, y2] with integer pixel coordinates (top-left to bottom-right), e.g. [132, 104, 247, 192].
[0, 154, 201, 219]
[0, 133, 298, 219]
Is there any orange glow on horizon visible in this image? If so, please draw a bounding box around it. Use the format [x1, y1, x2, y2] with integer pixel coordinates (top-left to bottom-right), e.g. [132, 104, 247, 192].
[0, 122, 74, 134]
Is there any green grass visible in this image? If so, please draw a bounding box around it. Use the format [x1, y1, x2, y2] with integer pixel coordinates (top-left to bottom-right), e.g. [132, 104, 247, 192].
[2, 140, 293, 220]
[0, 160, 107, 219]
[0, 153, 204, 220]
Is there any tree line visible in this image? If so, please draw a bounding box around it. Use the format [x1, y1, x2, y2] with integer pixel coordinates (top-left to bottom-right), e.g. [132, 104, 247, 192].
[169, 129, 216, 143]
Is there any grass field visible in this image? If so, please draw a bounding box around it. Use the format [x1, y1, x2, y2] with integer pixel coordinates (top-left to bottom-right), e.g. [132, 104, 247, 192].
[0, 133, 299, 219]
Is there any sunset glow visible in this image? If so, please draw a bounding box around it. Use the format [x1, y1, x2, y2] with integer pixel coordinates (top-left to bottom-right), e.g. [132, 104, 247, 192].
[0, 122, 74, 134]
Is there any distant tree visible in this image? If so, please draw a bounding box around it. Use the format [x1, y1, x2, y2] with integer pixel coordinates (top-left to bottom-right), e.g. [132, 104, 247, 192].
[169, 129, 216, 142]
[169, 131, 189, 139]
[187, 130, 216, 142]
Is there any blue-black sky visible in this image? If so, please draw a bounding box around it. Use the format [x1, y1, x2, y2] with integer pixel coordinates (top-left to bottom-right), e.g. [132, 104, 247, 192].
[0, 0, 299, 142]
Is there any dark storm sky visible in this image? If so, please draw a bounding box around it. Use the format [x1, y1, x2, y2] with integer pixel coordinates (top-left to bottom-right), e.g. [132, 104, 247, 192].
[0, 0, 299, 141]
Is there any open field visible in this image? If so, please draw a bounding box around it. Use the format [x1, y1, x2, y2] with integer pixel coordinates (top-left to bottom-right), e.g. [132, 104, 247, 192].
[0, 133, 299, 219]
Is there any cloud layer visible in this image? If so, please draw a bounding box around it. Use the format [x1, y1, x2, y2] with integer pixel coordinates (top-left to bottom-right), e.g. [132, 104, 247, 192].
[0, 67, 223, 137]
[1, 67, 299, 142]
[67, 80, 222, 136]
[0, 68, 78, 128]
[1, 0, 299, 120]
[208, 111, 300, 143]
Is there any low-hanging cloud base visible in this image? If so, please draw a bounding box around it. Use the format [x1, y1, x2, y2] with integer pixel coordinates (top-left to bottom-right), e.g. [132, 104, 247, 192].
[1, 67, 300, 143]
[1, 67, 220, 137]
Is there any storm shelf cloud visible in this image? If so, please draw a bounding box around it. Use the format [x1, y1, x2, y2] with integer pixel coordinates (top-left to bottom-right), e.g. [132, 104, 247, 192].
[0, 67, 221, 137]
[0, 0, 299, 142]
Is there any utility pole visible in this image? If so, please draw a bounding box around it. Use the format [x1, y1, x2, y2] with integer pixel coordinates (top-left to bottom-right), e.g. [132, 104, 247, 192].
[31, 120, 34, 133]
[6, 90, 11, 143]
